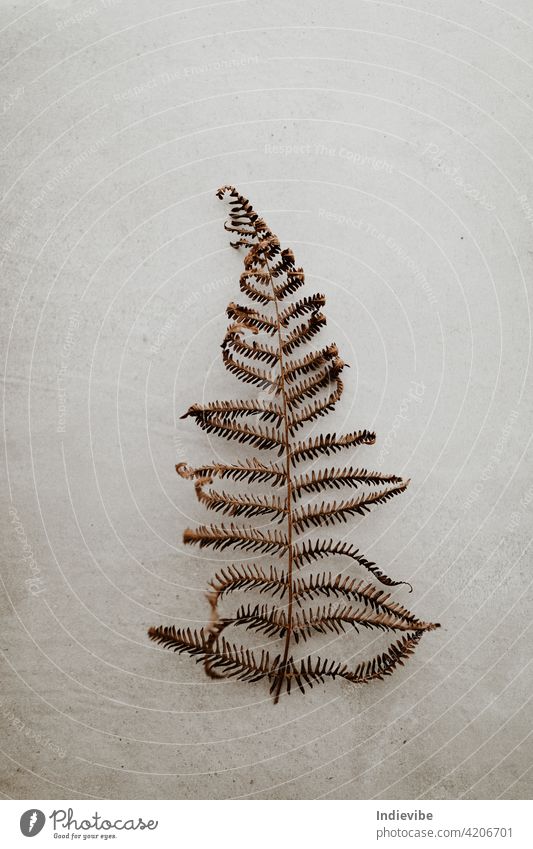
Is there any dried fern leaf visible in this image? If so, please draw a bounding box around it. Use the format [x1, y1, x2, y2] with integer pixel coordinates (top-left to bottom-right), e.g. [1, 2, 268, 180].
[148, 186, 439, 703]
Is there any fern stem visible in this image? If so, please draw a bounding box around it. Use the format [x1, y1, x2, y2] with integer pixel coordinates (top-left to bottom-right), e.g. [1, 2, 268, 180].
[264, 252, 295, 705]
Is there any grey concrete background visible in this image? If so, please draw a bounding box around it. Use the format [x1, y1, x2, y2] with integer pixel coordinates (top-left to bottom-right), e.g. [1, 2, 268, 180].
[1, 0, 532, 800]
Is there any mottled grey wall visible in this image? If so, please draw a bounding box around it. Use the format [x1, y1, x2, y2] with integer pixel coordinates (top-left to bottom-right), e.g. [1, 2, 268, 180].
[1, 0, 532, 800]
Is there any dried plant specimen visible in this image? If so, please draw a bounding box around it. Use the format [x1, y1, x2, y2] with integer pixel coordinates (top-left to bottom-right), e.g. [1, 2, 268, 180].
[148, 185, 439, 703]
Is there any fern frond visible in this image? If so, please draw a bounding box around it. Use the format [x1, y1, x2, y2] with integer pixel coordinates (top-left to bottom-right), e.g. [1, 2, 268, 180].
[292, 603, 430, 641]
[184, 523, 288, 555]
[149, 625, 275, 683]
[340, 633, 423, 683]
[181, 399, 283, 424]
[222, 332, 280, 365]
[282, 313, 327, 355]
[148, 624, 210, 655]
[269, 247, 296, 276]
[176, 459, 286, 486]
[270, 633, 424, 696]
[232, 602, 288, 637]
[232, 600, 435, 644]
[286, 362, 345, 407]
[239, 273, 275, 304]
[284, 343, 341, 381]
[190, 414, 284, 452]
[292, 466, 404, 495]
[288, 380, 344, 431]
[293, 572, 438, 629]
[208, 564, 289, 603]
[292, 481, 409, 530]
[216, 185, 268, 246]
[244, 235, 282, 270]
[293, 539, 411, 589]
[273, 269, 305, 299]
[302, 633, 423, 688]
[227, 302, 278, 335]
[221, 350, 279, 391]
[290, 430, 376, 464]
[149, 616, 427, 696]
[278, 293, 326, 326]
